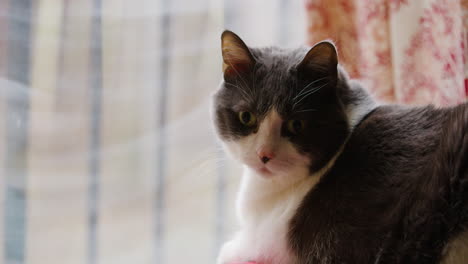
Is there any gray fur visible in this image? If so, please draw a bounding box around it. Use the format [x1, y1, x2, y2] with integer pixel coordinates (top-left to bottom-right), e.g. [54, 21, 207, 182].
[214, 31, 468, 263]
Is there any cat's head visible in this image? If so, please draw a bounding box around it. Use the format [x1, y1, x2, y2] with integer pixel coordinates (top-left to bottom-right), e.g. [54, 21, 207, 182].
[213, 31, 350, 178]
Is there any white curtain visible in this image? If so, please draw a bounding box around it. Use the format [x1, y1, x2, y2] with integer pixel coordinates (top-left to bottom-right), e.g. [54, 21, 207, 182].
[0, 0, 305, 263]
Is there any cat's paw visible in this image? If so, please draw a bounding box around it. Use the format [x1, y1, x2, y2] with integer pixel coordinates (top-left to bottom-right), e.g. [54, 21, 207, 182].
[217, 239, 242, 264]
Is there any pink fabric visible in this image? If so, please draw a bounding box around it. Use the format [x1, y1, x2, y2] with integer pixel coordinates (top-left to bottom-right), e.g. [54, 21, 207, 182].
[305, 0, 468, 106]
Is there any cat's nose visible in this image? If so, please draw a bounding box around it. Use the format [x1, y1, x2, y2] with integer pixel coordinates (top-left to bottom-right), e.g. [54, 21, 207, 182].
[261, 156, 271, 164]
[257, 149, 275, 164]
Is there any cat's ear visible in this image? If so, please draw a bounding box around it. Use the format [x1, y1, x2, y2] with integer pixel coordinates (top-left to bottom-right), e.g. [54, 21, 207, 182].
[297, 41, 338, 81]
[221, 30, 255, 79]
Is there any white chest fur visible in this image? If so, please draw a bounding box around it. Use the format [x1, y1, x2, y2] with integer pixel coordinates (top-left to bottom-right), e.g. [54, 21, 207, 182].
[217, 168, 321, 264]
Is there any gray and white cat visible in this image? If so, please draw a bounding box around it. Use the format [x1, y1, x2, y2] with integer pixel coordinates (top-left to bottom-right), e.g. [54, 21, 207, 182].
[213, 30, 468, 264]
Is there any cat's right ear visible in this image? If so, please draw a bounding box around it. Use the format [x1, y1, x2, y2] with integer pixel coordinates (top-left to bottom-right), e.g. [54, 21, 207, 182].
[297, 41, 338, 82]
[221, 30, 255, 79]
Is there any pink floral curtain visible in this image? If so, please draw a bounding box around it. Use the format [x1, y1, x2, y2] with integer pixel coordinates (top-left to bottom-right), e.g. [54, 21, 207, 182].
[305, 0, 468, 106]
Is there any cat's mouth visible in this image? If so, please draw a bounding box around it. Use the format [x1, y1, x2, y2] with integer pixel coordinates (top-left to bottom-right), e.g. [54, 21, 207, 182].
[250, 162, 287, 177]
[256, 166, 273, 176]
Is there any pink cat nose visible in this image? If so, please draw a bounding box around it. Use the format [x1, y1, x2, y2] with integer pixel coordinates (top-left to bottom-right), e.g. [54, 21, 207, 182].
[261, 156, 271, 164]
[257, 149, 275, 164]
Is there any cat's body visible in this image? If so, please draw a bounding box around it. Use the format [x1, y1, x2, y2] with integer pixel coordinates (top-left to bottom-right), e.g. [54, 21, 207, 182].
[291, 104, 468, 263]
[214, 31, 468, 264]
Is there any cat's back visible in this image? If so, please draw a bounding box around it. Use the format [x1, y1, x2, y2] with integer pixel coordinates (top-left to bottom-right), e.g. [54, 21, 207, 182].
[290, 102, 468, 263]
[349, 104, 448, 173]
[350, 103, 468, 196]
[364, 103, 468, 263]
[343, 102, 468, 190]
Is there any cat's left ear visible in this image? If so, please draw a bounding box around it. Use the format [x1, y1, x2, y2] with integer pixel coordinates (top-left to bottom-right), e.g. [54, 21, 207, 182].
[297, 41, 338, 81]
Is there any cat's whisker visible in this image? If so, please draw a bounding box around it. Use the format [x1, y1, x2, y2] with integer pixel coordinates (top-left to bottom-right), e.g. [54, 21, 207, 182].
[226, 61, 250, 91]
[188, 156, 228, 169]
[296, 82, 328, 101]
[293, 77, 328, 100]
[293, 82, 328, 109]
[296, 108, 318, 113]
[251, 64, 258, 97]
[189, 153, 229, 168]
[294, 82, 328, 106]
[227, 82, 252, 103]
[237, 84, 253, 103]
[238, 88, 252, 103]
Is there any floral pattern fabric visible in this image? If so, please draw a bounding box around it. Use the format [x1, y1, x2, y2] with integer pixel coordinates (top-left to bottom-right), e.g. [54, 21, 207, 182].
[305, 0, 468, 106]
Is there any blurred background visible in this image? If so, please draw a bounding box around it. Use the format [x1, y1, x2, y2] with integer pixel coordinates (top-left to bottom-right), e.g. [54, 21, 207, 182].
[0, 0, 466, 264]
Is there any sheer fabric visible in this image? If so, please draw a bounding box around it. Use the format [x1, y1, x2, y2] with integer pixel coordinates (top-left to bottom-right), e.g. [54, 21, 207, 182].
[0, 0, 304, 263]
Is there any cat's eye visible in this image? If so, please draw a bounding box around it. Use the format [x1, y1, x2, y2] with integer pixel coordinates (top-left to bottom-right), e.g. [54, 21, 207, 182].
[287, 120, 305, 135]
[238, 111, 257, 126]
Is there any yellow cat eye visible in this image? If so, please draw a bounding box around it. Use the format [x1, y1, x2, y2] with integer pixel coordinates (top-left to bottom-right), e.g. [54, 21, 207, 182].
[287, 119, 305, 135]
[238, 111, 257, 126]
